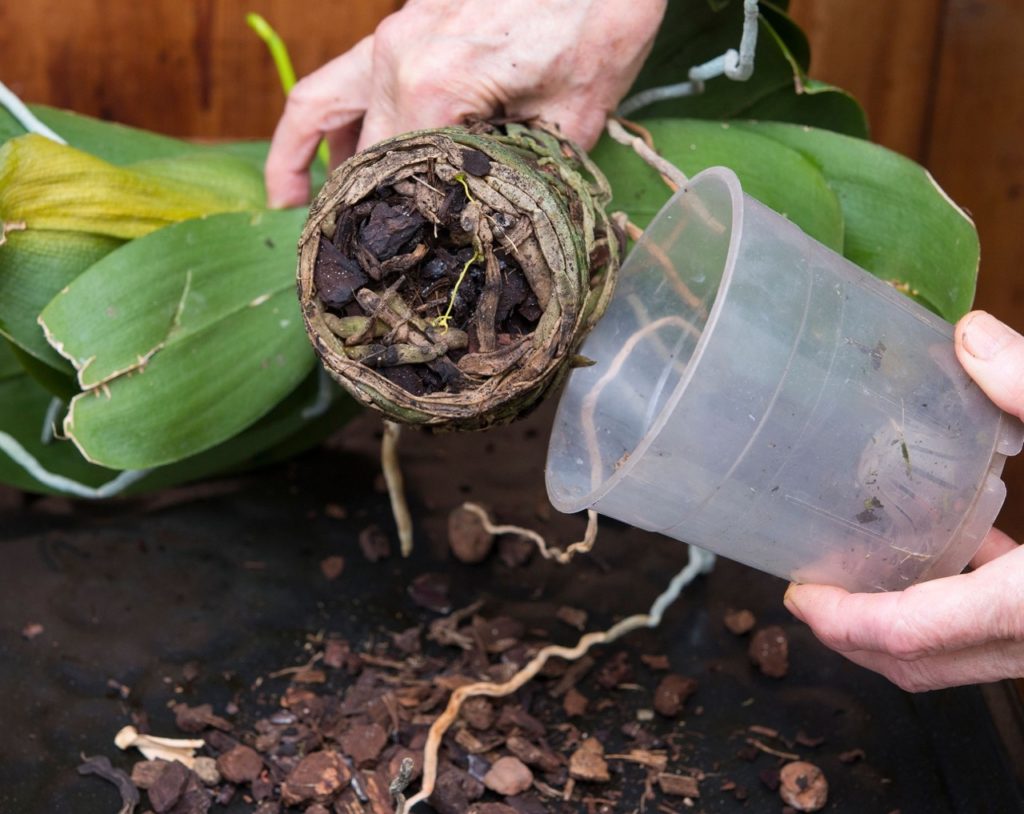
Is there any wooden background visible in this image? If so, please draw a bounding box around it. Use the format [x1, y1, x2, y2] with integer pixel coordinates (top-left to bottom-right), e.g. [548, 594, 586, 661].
[1, 0, 1022, 537]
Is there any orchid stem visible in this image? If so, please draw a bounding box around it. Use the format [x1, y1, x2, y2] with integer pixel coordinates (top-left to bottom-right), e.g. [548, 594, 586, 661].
[246, 12, 330, 169]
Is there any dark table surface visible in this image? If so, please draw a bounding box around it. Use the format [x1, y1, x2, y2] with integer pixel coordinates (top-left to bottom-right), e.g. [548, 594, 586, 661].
[2, 407, 1022, 813]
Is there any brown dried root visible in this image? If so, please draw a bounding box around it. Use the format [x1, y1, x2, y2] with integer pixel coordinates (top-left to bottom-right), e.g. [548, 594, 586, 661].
[401, 544, 715, 810]
[460, 502, 598, 564]
[114, 725, 204, 768]
[606, 118, 688, 191]
[382, 420, 414, 557]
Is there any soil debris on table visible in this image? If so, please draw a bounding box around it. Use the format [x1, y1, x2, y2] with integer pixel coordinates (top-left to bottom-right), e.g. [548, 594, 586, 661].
[652, 674, 698, 718]
[749, 625, 790, 678]
[778, 761, 829, 812]
[72, 515, 881, 814]
[723, 608, 756, 635]
[320, 555, 346, 580]
[448, 505, 495, 564]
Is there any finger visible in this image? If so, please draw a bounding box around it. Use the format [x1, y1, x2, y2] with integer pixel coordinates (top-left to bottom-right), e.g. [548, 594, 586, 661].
[954, 311, 1024, 421]
[970, 526, 1020, 568]
[841, 640, 1024, 692]
[784, 561, 1024, 659]
[265, 36, 374, 208]
[523, 97, 612, 151]
[357, 85, 480, 153]
[325, 118, 363, 171]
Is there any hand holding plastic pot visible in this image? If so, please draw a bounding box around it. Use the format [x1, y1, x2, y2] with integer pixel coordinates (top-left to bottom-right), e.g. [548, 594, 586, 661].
[546, 167, 1024, 594]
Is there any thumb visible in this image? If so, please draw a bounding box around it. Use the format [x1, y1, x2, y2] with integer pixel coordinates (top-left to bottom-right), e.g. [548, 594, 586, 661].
[955, 311, 1024, 421]
[265, 36, 374, 208]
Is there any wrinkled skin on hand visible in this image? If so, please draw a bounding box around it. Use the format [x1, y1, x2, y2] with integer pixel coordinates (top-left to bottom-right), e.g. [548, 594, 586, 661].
[265, 0, 667, 207]
[786, 311, 1024, 691]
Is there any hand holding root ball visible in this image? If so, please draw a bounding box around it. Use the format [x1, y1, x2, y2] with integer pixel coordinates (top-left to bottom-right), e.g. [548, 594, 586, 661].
[264, 0, 667, 207]
[269, 0, 1023, 692]
[786, 311, 1024, 691]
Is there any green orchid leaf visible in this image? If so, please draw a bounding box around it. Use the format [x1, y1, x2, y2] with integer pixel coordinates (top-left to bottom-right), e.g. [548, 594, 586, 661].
[63, 286, 315, 469]
[632, 15, 796, 120]
[40, 209, 314, 469]
[0, 135, 265, 239]
[627, 0, 867, 137]
[0, 108, 315, 202]
[7, 343, 77, 401]
[592, 118, 845, 250]
[0, 337, 22, 380]
[0, 359, 354, 496]
[123, 371, 358, 494]
[0, 366, 120, 493]
[758, 1, 809, 70]
[0, 104, 208, 164]
[749, 10, 868, 137]
[742, 79, 869, 137]
[41, 210, 305, 388]
[0, 228, 122, 371]
[130, 150, 265, 207]
[733, 121, 979, 320]
[215, 138, 329, 197]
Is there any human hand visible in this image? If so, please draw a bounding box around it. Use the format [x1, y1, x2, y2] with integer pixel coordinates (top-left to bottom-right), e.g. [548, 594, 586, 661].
[264, 0, 667, 207]
[784, 311, 1024, 691]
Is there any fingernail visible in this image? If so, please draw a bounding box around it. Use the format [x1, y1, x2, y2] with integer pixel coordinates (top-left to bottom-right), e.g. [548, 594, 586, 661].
[962, 312, 1013, 361]
[783, 584, 804, 621]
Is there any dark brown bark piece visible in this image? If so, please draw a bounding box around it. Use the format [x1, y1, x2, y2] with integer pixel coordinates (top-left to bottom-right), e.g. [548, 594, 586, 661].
[315, 236, 368, 308]
[359, 202, 425, 261]
[320, 555, 345, 580]
[131, 759, 169, 790]
[496, 704, 545, 736]
[653, 674, 698, 717]
[555, 606, 587, 631]
[640, 653, 669, 671]
[461, 149, 492, 177]
[363, 770, 397, 814]
[460, 697, 495, 730]
[658, 772, 700, 798]
[358, 524, 391, 562]
[795, 730, 826, 748]
[431, 768, 485, 814]
[563, 687, 588, 717]
[473, 615, 524, 653]
[407, 572, 452, 614]
[216, 744, 263, 783]
[172, 702, 232, 733]
[724, 608, 757, 635]
[749, 626, 790, 678]
[280, 751, 351, 806]
[595, 651, 632, 689]
[483, 756, 533, 796]
[568, 738, 610, 783]
[339, 722, 388, 766]
[147, 760, 190, 813]
[503, 795, 548, 814]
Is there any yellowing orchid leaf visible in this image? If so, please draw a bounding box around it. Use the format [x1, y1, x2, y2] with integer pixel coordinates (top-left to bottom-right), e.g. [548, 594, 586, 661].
[0, 134, 265, 239]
